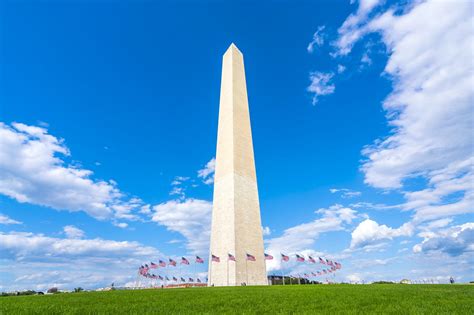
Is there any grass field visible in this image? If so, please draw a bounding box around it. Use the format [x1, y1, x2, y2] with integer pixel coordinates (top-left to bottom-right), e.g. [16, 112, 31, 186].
[1, 284, 473, 314]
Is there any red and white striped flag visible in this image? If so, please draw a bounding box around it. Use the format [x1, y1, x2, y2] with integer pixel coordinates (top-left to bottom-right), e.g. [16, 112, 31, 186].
[169, 258, 177, 266]
[264, 253, 273, 260]
[150, 262, 158, 269]
[228, 253, 236, 261]
[281, 253, 290, 262]
[159, 260, 166, 267]
[319, 257, 326, 264]
[195, 256, 204, 264]
[296, 254, 305, 262]
[211, 254, 220, 262]
[181, 257, 190, 265]
[246, 253, 256, 261]
[308, 256, 316, 263]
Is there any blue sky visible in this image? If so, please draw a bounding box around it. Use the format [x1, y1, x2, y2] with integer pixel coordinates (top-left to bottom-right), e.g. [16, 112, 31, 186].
[1, 0, 473, 291]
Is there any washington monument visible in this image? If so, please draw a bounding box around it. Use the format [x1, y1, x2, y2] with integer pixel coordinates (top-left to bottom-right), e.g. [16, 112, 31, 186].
[208, 44, 267, 286]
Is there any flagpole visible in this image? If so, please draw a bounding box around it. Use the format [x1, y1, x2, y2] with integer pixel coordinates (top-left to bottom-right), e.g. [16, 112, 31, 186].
[208, 258, 212, 287]
[178, 262, 181, 287]
[134, 271, 140, 289]
[246, 258, 249, 285]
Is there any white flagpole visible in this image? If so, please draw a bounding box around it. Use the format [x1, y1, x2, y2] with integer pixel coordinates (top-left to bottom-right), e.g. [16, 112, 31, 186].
[208, 257, 212, 287]
[134, 271, 140, 289]
[246, 257, 249, 285]
[194, 259, 197, 288]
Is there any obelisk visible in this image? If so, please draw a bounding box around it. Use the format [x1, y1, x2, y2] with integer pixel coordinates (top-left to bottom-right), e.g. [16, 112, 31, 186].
[208, 43, 267, 286]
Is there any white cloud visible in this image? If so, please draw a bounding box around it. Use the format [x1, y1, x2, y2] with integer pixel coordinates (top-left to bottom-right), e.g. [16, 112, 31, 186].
[262, 226, 271, 236]
[336, 1, 474, 222]
[307, 26, 326, 53]
[151, 198, 212, 254]
[169, 176, 190, 198]
[0, 231, 158, 260]
[361, 52, 372, 65]
[171, 176, 189, 186]
[413, 223, 474, 256]
[63, 225, 85, 239]
[0, 214, 22, 225]
[307, 72, 335, 105]
[139, 204, 151, 214]
[329, 188, 361, 198]
[0, 122, 144, 221]
[334, 0, 384, 55]
[0, 230, 161, 291]
[350, 219, 414, 250]
[337, 64, 346, 73]
[197, 158, 215, 185]
[113, 222, 128, 229]
[346, 273, 363, 283]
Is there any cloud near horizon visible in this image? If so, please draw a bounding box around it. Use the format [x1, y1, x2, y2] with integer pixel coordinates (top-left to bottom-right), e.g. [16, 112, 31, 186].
[0, 122, 145, 222]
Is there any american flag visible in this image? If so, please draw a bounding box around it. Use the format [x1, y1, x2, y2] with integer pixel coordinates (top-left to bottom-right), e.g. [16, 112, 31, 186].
[296, 254, 305, 262]
[165, 276, 170, 281]
[317, 271, 322, 276]
[211, 254, 220, 262]
[189, 278, 194, 282]
[335, 262, 342, 269]
[319, 257, 326, 264]
[328, 269, 333, 273]
[150, 262, 158, 269]
[169, 258, 177, 266]
[228, 253, 236, 261]
[326, 259, 332, 266]
[196, 256, 204, 264]
[304, 273, 309, 278]
[311, 272, 317, 276]
[246, 253, 256, 261]
[158, 275, 164, 280]
[181, 257, 190, 265]
[159, 260, 166, 267]
[172, 276, 178, 281]
[308, 256, 316, 263]
[322, 270, 327, 274]
[180, 277, 186, 282]
[281, 253, 290, 262]
[264, 253, 274, 260]
[197, 278, 201, 283]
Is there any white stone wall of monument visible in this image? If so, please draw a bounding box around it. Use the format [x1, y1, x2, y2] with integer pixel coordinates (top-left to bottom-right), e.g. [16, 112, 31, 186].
[208, 43, 268, 286]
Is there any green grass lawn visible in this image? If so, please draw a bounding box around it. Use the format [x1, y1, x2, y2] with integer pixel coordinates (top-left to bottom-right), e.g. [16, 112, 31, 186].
[1, 284, 473, 314]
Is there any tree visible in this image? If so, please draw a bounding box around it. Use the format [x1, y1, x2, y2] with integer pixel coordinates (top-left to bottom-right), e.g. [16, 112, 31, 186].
[47, 287, 58, 294]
